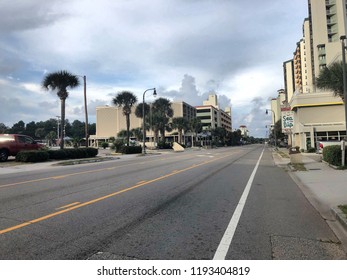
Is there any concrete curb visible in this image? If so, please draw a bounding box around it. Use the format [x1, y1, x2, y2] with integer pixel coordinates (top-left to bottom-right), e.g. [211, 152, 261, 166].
[331, 207, 347, 232]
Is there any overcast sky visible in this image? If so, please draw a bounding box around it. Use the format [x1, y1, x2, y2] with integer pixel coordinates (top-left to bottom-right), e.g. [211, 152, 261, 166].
[0, 0, 308, 137]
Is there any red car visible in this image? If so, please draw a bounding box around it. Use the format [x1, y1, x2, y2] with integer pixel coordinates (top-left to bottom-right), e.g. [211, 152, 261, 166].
[0, 134, 44, 162]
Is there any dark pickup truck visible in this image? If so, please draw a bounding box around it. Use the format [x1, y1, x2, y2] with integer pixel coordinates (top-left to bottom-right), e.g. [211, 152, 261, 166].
[0, 134, 44, 162]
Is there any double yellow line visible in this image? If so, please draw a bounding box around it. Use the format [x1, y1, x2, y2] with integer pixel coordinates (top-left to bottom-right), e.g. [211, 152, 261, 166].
[0, 153, 231, 235]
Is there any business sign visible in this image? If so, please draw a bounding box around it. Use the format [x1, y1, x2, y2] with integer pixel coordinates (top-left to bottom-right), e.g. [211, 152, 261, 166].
[281, 110, 294, 133]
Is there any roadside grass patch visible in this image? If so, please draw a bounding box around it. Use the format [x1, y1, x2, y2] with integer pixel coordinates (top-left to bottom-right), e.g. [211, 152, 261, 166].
[277, 151, 290, 158]
[290, 163, 307, 171]
[338, 205, 347, 218]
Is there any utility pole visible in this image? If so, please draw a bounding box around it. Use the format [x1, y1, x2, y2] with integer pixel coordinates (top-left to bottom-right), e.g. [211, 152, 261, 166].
[340, 36, 347, 165]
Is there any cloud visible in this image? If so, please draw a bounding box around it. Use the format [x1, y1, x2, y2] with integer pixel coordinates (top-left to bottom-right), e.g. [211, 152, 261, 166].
[0, 0, 308, 138]
[0, 0, 66, 33]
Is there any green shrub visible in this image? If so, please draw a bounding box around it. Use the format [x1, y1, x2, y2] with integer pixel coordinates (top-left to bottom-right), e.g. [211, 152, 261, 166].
[157, 141, 172, 149]
[47, 148, 98, 160]
[16, 150, 49, 162]
[111, 139, 124, 152]
[101, 142, 109, 149]
[307, 147, 316, 153]
[47, 149, 68, 160]
[323, 145, 344, 166]
[120, 145, 142, 154]
[85, 147, 98, 157]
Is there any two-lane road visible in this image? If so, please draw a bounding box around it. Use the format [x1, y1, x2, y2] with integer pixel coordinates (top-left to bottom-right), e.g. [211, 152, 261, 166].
[0, 145, 345, 259]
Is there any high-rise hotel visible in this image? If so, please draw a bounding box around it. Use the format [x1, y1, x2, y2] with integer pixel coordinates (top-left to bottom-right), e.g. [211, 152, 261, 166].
[272, 0, 346, 150]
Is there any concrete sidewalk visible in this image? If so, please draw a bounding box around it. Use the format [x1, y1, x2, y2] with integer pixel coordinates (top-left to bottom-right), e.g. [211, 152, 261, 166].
[272, 147, 347, 251]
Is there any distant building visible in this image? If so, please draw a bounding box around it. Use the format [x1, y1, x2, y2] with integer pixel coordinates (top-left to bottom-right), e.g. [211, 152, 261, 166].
[90, 101, 198, 147]
[196, 94, 232, 132]
[239, 125, 248, 137]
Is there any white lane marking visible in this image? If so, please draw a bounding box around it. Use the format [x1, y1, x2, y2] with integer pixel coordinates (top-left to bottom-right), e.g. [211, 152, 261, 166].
[213, 148, 264, 260]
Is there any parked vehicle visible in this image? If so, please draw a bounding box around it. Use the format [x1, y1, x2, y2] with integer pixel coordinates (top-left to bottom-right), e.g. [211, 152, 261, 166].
[318, 141, 341, 153]
[0, 134, 44, 162]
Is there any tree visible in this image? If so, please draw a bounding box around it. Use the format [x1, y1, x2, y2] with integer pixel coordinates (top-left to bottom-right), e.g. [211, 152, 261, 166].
[171, 117, 188, 144]
[71, 120, 85, 139]
[117, 129, 133, 139]
[45, 131, 57, 146]
[35, 128, 45, 139]
[135, 102, 151, 142]
[151, 98, 173, 142]
[42, 70, 80, 149]
[112, 91, 138, 146]
[131, 127, 143, 141]
[189, 118, 202, 146]
[10, 120, 25, 134]
[316, 61, 345, 101]
[0, 123, 8, 133]
[25, 121, 37, 138]
[212, 127, 227, 146]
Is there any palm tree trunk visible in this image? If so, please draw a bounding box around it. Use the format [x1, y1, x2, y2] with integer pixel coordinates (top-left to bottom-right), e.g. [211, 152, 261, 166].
[60, 98, 65, 149]
[126, 114, 130, 146]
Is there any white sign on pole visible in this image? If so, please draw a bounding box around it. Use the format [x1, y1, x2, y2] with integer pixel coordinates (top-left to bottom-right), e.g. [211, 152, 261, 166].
[281, 110, 294, 133]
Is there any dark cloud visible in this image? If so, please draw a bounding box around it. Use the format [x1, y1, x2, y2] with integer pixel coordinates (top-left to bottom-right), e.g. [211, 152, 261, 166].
[0, 0, 67, 33]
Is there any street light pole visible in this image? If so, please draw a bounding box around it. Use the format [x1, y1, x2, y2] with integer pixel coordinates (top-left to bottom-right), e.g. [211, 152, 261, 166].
[142, 88, 157, 155]
[266, 109, 277, 148]
[77, 75, 89, 147]
[340, 35, 347, 139]
[83, 75, 89, 147]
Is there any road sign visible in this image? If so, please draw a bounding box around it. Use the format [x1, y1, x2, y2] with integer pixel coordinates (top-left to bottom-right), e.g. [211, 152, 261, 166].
[281, 110, 294, 133]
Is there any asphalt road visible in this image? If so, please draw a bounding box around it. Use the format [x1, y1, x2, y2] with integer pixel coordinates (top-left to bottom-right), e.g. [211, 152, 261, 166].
[0, 145, 346, 259]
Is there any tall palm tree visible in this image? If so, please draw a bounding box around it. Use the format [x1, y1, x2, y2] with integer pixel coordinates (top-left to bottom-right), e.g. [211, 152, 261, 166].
[42, 70, 80, 149]
[172, 117, 188, 144]
[152, 98, 173, 142]
[135, 102, 150, 140]
[112, 91, 138, 146]
[316, 61, 345, 101]
[189, 117, 202, 147]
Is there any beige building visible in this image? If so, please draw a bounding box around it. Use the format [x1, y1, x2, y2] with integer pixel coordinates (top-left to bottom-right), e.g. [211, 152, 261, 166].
[283, 60, 295, 103]
[90, 101, 197, 147]
[273, 0, 347, 150]
[270, 89, 286, 125]
[196, 94, 232, 132]
[239, 125, 248, 137]
[291, 93, 345, 149]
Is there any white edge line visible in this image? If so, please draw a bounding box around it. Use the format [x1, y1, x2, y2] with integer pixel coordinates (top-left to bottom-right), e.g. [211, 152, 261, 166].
[213, 148, 265, 260]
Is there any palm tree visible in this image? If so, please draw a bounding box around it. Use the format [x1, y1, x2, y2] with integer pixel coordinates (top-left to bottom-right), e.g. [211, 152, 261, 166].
[189, 117, 202, 146]
[316, 61, 345, 101]
[135, 102, 150, 141]
[171, 117, 188, 144]
[152, 98, 173, 142]
[112, 91, 138, 146]
[131, 128, 143, 141]
[42, 70, 80, 149]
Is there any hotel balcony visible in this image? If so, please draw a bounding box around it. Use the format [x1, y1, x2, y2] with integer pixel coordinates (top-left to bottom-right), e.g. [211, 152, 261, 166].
[325, 0, 336, 7]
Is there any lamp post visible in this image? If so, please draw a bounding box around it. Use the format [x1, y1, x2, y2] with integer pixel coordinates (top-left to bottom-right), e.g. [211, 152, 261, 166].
[340, 36, 347, 165]
[142, 88, 157, 155]
[266, 109, 277, 148]
[56, 116, 60, 140]
[340, 35, 347, 139]
[77, 75, 89, 147]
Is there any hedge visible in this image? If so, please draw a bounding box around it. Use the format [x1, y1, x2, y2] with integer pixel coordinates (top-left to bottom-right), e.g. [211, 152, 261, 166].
[16, 148, 99, 162]
[16, 150, 50, 162]
[120, 145, 142, 154]
[323, 145, 347, 166]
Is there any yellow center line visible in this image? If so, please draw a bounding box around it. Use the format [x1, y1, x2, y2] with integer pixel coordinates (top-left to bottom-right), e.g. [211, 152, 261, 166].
[56, 202, 81, 210]
[0, 153, 232, 235]
[0, 157, 168, 189]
